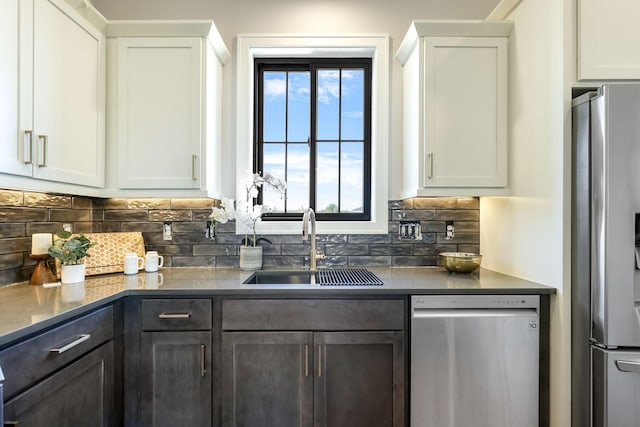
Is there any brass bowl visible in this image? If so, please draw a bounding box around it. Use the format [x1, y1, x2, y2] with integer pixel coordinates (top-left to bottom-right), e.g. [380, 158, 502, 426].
[439, 252, 482, 274]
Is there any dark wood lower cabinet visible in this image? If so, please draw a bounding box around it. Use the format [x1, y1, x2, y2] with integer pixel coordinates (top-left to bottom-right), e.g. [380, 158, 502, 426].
[3, 341, 114, 427]
[140, 331, 212, 427]
[221, 332, 313, 427]
[221, 331, 404, 427]
[314, 332, 404, 427]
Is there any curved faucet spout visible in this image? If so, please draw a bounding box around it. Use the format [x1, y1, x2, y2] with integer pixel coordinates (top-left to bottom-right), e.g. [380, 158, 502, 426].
[302, 208, 324, 270]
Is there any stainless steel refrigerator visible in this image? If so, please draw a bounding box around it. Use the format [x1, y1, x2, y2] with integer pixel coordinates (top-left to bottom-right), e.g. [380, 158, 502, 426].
[572, 84, 640, 427]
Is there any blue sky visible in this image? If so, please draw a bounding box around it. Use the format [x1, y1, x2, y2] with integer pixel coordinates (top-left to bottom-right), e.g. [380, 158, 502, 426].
[262, 69, 365, 213]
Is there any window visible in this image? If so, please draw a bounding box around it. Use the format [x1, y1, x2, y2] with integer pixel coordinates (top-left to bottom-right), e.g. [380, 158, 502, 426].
[255, 58, 372, 221]
[235, 34, 389, 235]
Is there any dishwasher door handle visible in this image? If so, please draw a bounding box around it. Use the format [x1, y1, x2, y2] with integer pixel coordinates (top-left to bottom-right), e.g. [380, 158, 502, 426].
[412, 308, 538, 318]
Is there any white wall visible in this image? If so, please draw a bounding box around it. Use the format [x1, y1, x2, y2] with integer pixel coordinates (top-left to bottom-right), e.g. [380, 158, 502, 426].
[90, 0, 499, 198]
[482, 0, 572, 426]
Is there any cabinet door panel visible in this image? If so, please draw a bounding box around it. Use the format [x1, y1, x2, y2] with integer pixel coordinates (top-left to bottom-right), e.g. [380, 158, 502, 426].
[424, 37, 507, 188]
[0, 0, 32, 177]
[3, 341, 114, 427]
[221, 332, 313, 427]
[32, 0, 104, 187]
[140, 331, 212, 427]
[578, 0, 640, 80]
[116, 37, 202, 189]
[314, 332, 405, 427]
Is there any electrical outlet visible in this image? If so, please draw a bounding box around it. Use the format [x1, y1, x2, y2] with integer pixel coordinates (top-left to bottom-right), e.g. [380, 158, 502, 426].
[63, 223, 72, 232]
[163, 222, 173, 240]
[445, 221, 455, 240]
[399, 221, 422, 240]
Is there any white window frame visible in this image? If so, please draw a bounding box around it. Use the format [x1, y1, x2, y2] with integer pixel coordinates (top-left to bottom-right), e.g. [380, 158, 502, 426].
[236, 34, 390, 235]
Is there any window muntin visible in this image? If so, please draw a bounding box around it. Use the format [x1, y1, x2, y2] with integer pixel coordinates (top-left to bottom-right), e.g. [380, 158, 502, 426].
[255, 58, 372, 221]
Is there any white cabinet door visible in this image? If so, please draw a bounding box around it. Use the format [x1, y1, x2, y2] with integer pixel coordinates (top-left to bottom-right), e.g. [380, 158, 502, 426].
[32, 0, 104, 187]
[0, 0, 33, 177]
[578, 0, 640, 80]
[116, 37, 203, 189]
[0, 0, 104, 187]
[397, 21, 511, 197]
[423, 36, 507, 188]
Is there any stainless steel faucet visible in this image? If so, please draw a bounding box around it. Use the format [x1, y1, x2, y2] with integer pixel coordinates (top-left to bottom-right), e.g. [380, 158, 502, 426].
[302, 208, 325, 270]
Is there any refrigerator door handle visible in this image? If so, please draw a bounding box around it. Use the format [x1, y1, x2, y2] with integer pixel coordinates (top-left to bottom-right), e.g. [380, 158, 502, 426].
[615, 360, 640, 373]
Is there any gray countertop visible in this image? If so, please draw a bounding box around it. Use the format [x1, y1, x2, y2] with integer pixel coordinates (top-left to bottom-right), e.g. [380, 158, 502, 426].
[0, 266, 554, 347]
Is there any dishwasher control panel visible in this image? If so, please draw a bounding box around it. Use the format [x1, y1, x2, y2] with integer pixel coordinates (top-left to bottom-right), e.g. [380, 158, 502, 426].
[412, 294, 540, 310]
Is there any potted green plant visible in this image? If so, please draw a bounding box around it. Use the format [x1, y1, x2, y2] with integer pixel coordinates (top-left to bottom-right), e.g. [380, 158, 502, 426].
[48, 231, 96, 284]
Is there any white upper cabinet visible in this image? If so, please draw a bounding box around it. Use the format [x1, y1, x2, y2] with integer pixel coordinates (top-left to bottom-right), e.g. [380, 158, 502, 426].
[106, 21, 229, 195]
[396, 20, 512, 197]
[577, 0, 640, 80]
[0, 0, 105, 188]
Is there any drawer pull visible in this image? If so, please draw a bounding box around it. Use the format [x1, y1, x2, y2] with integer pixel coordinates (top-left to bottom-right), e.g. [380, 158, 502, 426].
[5, 421, 20, 426]
[158, 312, 192, 319]
[318, 345, 322, 377]
[49, 334, 90, 354]
[304, 344, 309, 377]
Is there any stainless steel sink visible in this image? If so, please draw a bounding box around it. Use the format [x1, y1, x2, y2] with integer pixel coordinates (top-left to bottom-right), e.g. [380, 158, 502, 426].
[243, 269, 383, 286]
[243, 270, 316, 285]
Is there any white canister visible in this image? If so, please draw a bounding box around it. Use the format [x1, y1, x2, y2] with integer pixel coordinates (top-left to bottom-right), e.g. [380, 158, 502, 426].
[124, 252, 145, 275]
[145, 251, 164, 272]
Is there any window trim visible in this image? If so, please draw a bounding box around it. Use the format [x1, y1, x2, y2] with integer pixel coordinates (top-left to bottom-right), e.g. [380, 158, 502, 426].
[236, 34, 389, 235]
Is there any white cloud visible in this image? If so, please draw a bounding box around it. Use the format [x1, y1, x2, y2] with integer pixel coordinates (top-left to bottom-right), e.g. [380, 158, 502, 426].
[264, 78, 286, 98]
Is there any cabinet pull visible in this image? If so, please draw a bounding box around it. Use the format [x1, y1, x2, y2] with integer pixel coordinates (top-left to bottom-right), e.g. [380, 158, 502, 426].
[318, 345, 322, 377]
[37, 135, 47, 167]
[24, 130, 33, 165]
[49, 334, 90, 354]
[158, 312, 191, 319]
[427, 152, 433, 179]
[304, 344, 309, 377]
[200, 344, 206, 377]
[192, 154, 197, 181]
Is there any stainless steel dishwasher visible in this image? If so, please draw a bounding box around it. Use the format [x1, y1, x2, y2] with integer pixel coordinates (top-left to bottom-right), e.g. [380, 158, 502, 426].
[411, 295, 539, 427]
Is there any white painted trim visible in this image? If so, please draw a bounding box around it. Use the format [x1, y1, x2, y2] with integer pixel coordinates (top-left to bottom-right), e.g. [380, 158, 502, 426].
[396, 20, 513, 65]
[106, 20, 230, 65]
[486, 0, 524, 21]
[236, 34, 390, 235]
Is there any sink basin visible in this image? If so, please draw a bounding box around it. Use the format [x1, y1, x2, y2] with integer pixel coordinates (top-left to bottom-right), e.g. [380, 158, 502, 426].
[243, 270, 315, 285]
[243, 269, 383, 286]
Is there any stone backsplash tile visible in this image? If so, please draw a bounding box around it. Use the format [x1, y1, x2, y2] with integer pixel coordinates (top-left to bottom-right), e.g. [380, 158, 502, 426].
[0, 190, 480, 285]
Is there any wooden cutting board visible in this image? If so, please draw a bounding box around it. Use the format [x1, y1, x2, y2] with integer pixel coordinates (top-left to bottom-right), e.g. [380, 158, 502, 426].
[55, 232, 146, 278]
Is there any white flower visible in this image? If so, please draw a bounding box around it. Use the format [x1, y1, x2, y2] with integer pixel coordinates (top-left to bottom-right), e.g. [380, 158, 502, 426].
[209, 198, 235, 224]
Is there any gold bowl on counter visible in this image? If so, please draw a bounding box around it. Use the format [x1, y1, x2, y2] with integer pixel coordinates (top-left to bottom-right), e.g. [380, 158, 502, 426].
[439, 252, 482, 274]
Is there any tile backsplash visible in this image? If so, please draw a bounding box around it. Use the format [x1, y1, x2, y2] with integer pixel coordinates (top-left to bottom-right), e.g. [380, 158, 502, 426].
[0, 188, 479, 286]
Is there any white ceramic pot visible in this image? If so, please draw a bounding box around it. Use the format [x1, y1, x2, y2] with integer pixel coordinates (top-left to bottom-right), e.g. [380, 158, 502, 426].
[240, 246, 263, 270]
[60, 263, 86, 284]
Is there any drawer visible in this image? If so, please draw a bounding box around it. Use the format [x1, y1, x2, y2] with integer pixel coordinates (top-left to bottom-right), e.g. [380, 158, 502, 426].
[0, 305, 113, 400]
[141, 299, 212, 331]
[222, 299, 404, 331]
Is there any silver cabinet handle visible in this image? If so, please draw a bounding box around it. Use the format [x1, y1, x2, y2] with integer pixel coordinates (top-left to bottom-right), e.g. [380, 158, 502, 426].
[158, 312, 191, 319]
[616, 360, 640, 373]
[200, 344, 206, 377]
[37, 135, 47, 167]
[427, 152, 434, 179]
[318, 345, 322, 377]
[304, 344, 309, 377]
[192, 154, 197, 180]
[24, 130, 33, 165]
[49, 334, 90, 354]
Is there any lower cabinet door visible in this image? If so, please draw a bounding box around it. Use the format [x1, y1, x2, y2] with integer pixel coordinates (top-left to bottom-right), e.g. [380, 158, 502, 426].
[140, 331, 212, 427]
[221, 332, 313, 427]
[3, 341, 114, 427]
[313, 332, 405, 427]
